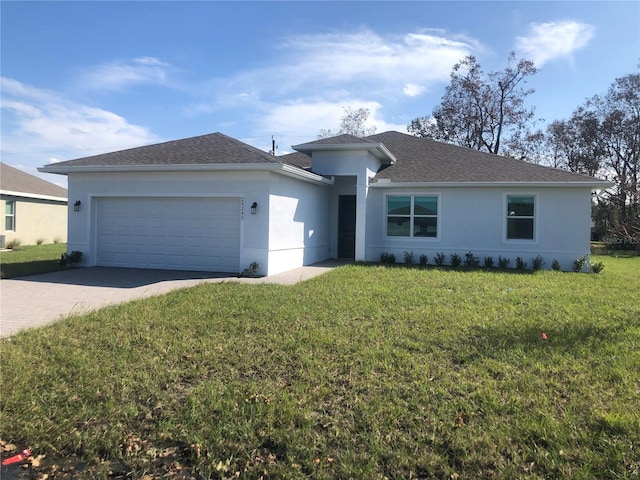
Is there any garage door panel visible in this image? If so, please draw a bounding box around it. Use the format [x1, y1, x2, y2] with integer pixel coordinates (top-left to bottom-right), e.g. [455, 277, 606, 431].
[97, 197, 241, 272]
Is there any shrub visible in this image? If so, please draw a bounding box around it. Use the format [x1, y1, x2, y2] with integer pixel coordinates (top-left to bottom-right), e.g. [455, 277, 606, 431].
[498, 256, 510, 269]
[464, 251, 480, 268]
[59, 250, 83, 266]
[590, 261, 605, 274]
[36, 238, 45, 245]
[403, 251, 414, 265]
[531, 255, 545, 271]
[450, 253, 462, 267]
[433, 252, 446, 266]
[53, 237, 61, 244]
[240, 261, 261, 277]
[419, 254, 428, 267]
[483, 256, 495, 268]
[551, 259, 562, 271]
[6, 238, 21, 249]
[515, 257, 528, 270]
[573, 255, 588, 273]
[380, 252, 396, 264]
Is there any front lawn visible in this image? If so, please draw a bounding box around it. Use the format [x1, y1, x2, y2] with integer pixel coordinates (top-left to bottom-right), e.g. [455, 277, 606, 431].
[0, 243, 67, 278]
[1, 256, 639, 478]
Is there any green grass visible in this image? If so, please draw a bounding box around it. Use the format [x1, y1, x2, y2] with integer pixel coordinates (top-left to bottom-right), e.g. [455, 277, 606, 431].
[0, 243, 67, 278]
[1, 256, 639, 478]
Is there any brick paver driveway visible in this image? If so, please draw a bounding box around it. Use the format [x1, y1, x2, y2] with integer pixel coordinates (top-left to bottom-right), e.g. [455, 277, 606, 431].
[0, 261, 343, 337]
[0, 267, 236, 337]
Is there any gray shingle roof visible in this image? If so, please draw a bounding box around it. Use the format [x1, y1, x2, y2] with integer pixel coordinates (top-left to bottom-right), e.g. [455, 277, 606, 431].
[279, 152, 312, 170]
[367, 131, 607, 183]
[1, 163, 67, 199]
[47, 132, 282, 168]
[42, 130, 609, 186]
[296, 134, 377, 147]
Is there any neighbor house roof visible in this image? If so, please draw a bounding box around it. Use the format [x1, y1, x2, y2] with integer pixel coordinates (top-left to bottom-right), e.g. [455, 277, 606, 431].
[0, 163, 67, 201]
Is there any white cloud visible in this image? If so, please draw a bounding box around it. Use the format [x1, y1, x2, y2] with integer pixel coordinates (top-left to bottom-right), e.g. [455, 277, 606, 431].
[251, 99, 408, 153]
[195, 29, 477, 113]
[185, 28, 479, 150]
[80, 56, 174, 91]
[515, 21, 595, 67]
[0, 77, 159, 175]
[258, 101, 356, 138]
[403, 83, 426, 97]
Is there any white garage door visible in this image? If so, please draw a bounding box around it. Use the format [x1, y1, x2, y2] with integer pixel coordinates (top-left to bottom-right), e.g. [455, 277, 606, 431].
[96, 197, 241, 272]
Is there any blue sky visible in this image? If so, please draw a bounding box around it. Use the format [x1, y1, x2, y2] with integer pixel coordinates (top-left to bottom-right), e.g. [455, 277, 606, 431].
[2, 1, 639, 186]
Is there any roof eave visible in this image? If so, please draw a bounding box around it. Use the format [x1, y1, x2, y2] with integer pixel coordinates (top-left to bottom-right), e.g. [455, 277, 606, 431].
[279, 164, 334, 185]
[38, 163, 334, 185]
[292, 142, 397, 164]
[0, 189, 68, 202]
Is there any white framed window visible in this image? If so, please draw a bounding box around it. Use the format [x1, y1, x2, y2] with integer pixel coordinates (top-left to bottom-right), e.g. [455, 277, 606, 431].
[386, 195, 439, 238]
[506, 195, 535, 240]
[5, 201, 15, 231]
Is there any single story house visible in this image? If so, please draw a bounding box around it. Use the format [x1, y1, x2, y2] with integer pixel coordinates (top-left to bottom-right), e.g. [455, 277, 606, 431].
[1, 162, 68, 248]
[40, 131, 610, 274]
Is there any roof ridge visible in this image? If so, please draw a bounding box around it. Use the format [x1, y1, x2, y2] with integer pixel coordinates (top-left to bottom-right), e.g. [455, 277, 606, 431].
[214, 132, 278, 163]
[295, 133, 377, 146]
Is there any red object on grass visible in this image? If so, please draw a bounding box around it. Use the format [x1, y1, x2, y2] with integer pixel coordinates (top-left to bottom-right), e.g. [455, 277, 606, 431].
[2, 449, 31, 466]
[541, 332, 548, 340]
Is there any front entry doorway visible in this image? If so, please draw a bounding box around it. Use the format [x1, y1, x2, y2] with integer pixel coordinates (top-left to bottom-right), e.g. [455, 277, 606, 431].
[338, 195, 356, 258]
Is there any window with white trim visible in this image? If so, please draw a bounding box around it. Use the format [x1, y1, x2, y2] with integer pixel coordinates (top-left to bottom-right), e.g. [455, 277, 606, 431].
[5, 201, 15, 231]
[506, 195, 534, 240]
[387, 195, 438, 237]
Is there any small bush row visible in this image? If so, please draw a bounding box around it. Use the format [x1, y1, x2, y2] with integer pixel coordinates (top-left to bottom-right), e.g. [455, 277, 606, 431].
[4, 237, 63, 249]
[380, 251, 604, 274]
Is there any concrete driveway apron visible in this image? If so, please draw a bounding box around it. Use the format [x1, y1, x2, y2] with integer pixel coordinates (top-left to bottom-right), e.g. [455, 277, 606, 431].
[0, 261, 344, 337]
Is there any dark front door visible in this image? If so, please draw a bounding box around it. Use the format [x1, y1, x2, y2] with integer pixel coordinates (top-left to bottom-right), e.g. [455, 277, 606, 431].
[338, 195, 356, 258]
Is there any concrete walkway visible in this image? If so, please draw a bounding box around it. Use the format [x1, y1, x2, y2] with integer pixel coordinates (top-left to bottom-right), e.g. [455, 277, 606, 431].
[0, 260, 346, 338]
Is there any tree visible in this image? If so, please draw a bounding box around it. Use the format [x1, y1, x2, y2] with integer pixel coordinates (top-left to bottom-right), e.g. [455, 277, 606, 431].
[546, 71, 639, 243]
[319, 106, 376, 138]
[596, 72, 640, 241]
[408, 53, 537, 157]
[544, 108, 605, 176]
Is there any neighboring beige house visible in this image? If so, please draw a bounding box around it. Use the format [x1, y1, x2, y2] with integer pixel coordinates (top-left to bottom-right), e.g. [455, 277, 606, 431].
[1, 163, 68, 247]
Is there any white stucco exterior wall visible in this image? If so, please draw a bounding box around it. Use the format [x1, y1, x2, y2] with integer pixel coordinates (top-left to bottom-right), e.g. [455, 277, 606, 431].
[65, 169, 333, 276]
[366, 186, 593, 270]
[266, 174, 331, 276]
[66, 170, 272, 273]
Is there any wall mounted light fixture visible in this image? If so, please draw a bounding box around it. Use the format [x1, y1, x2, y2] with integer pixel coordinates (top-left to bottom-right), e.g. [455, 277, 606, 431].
[73, 200, 82, 212]
[250, 202, 258, 214]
